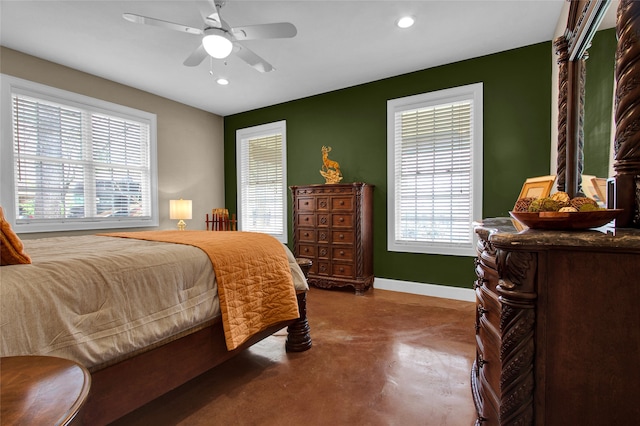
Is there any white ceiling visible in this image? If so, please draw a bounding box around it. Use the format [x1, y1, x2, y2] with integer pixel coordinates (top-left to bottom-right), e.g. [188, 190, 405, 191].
[0, 1, 585, 117]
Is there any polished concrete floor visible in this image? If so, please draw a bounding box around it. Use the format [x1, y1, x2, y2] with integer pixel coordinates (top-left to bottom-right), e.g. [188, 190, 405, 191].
[113, 287, 477, 426]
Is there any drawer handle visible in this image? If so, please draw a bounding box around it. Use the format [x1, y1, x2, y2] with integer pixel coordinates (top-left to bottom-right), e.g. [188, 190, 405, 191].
[304, 248, 309, 253]
[339, 201, 345, 205]
[339, 234, 344, 239]
[304, 232, 309, 237]
[305, 201, 309, 205]
[477, 354, 487, 368]
[304, 217, 309, 221]
[478, 305, 488, 317]
[339, 217, 344, 222]
[339, 267, 344, 272]
[339, 250, 345, 255]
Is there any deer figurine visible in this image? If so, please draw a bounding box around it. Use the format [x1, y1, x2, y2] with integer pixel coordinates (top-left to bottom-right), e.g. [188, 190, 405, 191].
[321, 146, 341, 174]
[320, 146, 343, 184]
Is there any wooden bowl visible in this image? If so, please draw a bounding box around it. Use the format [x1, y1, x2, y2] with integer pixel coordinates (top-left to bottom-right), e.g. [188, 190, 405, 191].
[509, 209, 623, 230]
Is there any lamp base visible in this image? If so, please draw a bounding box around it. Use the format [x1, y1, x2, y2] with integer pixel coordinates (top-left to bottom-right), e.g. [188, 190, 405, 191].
[177, 219, 186, 231]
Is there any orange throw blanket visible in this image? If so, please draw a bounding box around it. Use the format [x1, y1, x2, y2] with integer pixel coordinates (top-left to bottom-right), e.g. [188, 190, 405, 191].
[101, 231, 300, 350]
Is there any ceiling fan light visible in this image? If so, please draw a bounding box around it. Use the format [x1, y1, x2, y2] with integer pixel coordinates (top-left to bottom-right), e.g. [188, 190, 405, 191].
[202, 28, 233, 59]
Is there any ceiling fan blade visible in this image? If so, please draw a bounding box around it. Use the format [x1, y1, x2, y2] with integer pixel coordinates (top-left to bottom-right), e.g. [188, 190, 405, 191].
[123, 13, 203, 35]
[235, 44, 275, 73]
[183, 44, 208, 67]
[232, 22, 297, 40]
[202, 0, 229, 30]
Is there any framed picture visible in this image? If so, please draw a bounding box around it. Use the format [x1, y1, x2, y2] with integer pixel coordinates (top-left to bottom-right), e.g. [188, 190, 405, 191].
[517, 175, 556, 200]
[591, 177, 608, 207]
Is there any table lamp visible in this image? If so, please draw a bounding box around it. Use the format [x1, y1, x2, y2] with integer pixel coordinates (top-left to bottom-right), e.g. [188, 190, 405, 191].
[170, 199, 192, 230]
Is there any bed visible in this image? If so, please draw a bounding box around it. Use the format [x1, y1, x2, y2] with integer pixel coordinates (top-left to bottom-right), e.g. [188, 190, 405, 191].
[0, 220, 311, 425]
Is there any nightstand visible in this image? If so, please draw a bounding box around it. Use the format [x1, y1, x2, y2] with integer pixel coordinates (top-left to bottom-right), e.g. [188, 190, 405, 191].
[1, 356, 91, 425]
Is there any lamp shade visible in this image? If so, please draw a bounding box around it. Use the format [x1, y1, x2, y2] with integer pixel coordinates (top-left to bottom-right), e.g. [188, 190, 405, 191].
[170, 199, 192, 220]
[202, 28, 233, 59]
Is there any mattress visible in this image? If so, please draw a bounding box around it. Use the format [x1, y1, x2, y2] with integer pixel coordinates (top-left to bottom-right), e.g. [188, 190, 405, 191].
[0, 235, 307, 370]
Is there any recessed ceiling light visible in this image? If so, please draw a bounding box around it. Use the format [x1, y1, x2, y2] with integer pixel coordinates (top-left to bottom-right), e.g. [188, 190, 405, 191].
[396, 16, 415, 29]
[216, 78, 229, 85]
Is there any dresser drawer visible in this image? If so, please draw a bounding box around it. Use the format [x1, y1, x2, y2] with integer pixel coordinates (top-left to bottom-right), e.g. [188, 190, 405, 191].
[298, 244, 316, 257]
[476, 287, 501, 338]
[316, 214, 330, 227]
[332, 214, 353, 228]
[477, 371, 500, 426]
[317, 230, 330, 243]
[297, 229, 315, 243]
[317, 245, 330, 259]
[476, 338, 501, 418]
[316, 197, 330, 211]
[297, 214, 315, 227]
[475, 262, 500, 295]
[296, 197, 315, 211]
[332, 230, 354, 244]
[331, 196, 354, 211]
[332, 247, 354, 261]
[332, 262, 354, 278]
[316, 261, 330, 276]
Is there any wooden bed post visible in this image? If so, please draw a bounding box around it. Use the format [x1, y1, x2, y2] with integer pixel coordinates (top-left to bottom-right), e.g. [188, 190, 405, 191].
[286, 259, 313, 352]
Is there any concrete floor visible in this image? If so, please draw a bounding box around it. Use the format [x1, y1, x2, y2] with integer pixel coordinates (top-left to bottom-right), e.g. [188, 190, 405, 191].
[112, 286, 477, 426]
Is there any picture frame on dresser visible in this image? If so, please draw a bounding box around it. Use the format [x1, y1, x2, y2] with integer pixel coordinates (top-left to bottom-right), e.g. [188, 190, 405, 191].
[517, 175, 556, 200]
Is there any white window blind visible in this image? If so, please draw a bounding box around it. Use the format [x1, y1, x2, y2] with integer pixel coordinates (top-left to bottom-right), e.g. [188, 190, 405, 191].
[1, 75, 158, 232]
[236, 121, 287, 242]
[387, 83, 482, 256]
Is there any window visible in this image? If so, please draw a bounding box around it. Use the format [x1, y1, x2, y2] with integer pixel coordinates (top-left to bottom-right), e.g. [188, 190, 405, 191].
[236, 121, 287, 243]
[0, 75, 158, 233]
[387, 83, 483, 256]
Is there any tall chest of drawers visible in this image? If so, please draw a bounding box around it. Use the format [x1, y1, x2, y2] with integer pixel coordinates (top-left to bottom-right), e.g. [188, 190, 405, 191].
[472, 218, 640, 426]
[290, 183, 374, 294]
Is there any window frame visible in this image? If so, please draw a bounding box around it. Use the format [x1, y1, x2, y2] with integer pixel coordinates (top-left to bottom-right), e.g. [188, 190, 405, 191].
[387, 83, 483, 257]
[236, 120, 288, 243]
[0, 74, 159, 233]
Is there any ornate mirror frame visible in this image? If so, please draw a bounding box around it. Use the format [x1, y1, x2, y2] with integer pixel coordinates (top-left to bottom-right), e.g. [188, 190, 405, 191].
[555, 0, 640, 227]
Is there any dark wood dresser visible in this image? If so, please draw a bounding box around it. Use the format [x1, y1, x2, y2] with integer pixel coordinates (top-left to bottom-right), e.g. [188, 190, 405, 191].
[472, 218, 640, 425]
[290, 183, 373, 294]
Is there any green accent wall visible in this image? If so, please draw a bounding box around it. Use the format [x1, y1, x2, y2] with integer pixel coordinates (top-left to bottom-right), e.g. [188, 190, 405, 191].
[224, 41, 552, 289]
[583, 27, 617, 179]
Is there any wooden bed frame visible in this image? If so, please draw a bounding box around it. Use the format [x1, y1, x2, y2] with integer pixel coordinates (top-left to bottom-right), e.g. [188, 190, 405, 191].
[78, 274, 311, 425]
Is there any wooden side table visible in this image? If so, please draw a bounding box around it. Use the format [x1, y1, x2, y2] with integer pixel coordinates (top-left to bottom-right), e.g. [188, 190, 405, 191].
[1, 356, 91, 425]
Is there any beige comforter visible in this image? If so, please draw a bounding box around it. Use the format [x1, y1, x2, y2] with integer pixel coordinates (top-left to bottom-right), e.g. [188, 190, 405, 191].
[103, 231, 302, 350]
[0, 235, 307, 370]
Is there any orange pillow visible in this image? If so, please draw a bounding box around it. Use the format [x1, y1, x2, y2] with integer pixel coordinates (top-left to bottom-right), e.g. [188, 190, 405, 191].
[0, 206, 31, 265]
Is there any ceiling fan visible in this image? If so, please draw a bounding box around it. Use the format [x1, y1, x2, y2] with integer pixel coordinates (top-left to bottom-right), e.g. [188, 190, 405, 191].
[123, 0, 297, 72]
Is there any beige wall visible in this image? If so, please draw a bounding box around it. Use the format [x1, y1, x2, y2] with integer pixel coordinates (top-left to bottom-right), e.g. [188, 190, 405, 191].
[1, 47, 224, 236]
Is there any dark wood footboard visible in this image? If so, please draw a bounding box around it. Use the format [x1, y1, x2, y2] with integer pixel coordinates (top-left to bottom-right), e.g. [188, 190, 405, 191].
[79, 263, 313, 425]
[79, 318, 297, 425]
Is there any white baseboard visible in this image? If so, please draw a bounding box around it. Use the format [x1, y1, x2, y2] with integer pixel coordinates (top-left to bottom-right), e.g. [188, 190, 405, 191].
[373, 277, 475, 302]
